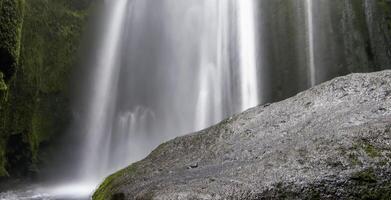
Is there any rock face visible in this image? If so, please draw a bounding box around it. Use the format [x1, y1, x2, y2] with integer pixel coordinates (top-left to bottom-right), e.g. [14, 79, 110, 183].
[93, 71, 391, 200]
[93, 70, 391, 200]
[0, 0, 95, 177]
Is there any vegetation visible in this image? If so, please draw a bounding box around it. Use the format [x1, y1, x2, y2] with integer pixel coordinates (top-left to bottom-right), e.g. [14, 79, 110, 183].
[0, 0, 389, 187]
[93, 164, 140, 200]
[0, 0, 94, 177]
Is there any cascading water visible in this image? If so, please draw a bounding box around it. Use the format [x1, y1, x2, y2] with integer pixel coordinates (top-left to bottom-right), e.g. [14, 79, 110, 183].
[36, 0, 131, 198]
[2, 0, 391, 199]
[237, 0, 260, 109]
[66, 0, 261, 197]
[306, 0, 316, 86]
[80, 0, 129, 183]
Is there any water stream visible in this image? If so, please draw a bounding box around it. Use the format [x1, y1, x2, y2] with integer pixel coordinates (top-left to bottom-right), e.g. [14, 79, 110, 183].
[1, 0, 390, 199]
[53, 0, 261, 198]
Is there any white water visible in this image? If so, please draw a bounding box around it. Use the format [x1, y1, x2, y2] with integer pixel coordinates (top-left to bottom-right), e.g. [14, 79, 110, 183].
[62, 0, 260, 198]
[2, 0, 389, 199]
[306, 0, 316, 86]
[35, 0, 131, 197]
[80, 0, 129, 182]
[237, 0, 260, 109]
[195, 1, 229, 130]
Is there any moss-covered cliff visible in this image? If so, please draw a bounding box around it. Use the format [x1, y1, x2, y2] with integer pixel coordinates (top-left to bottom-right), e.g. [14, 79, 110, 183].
[0, 0, 94, 178]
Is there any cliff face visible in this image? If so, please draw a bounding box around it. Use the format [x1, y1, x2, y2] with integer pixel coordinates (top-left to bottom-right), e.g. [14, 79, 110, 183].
[93, 71, 391, 200]
[0, 0, 24, 177]
[0, 0, 94, 178]
[0, 0, 390, 182]
[260, 0, 391, 102]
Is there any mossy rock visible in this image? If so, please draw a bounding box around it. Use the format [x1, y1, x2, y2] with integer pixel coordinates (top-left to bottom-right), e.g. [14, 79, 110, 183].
[0, 0, 95, 177]
[0, 0, 24, 80]
[0, 72, 7, 91]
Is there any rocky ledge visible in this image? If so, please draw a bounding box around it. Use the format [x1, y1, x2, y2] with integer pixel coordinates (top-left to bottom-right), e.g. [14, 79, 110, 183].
[93, 71, 391, 200]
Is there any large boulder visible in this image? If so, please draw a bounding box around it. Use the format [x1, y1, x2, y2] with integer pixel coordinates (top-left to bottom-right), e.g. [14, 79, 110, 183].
[93, 71, 391, 200]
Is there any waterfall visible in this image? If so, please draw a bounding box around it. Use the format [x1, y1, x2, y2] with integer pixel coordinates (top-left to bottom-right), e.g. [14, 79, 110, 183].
[40, 0, 132, 197]
[53, 0, 261, 196]
[237, 0, 260, 109]
[80, 0, 129, 182]
[2, 0, 391, 199]
[306, 0, 316, 86]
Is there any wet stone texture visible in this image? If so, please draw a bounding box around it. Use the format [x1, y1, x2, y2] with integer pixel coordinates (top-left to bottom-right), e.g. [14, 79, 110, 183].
[94, 71, 391, 200]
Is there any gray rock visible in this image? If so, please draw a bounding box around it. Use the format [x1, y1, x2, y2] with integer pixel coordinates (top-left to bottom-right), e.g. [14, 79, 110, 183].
[93, 71, 391, 200]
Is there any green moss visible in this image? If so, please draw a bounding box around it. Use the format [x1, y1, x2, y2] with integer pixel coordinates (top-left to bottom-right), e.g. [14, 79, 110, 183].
[351, 168, 377, 183]
[93, 172, 122, 200]
[0, 142, 7, 176]
[20, 0, 90, 93]
[359, 188, 391, 200]
[93, 164, 139, 200]
[378, 0, 391, 30]
[363, 143, 381, 158]
[352, 140, 381, 159]
[0, 0, 24, 78]
[350, 168, 391, 200]
[0, 0, 25, 177]
[0, 0, 95, 177]
[348, 153, 362, 166]
[0, 72, 7, 91]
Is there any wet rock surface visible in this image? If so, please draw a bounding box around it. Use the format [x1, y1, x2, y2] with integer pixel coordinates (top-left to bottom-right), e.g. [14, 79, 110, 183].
[94, 71, 391, 200]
